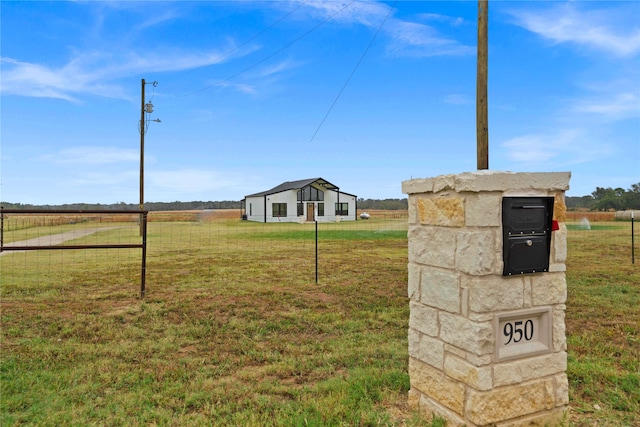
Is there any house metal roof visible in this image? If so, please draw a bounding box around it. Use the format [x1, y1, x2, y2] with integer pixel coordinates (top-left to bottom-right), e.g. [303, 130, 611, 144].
[245, 177, 340, 198]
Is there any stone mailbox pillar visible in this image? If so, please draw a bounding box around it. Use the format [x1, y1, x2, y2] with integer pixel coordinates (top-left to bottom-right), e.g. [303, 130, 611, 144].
[402, 171, 570, 427]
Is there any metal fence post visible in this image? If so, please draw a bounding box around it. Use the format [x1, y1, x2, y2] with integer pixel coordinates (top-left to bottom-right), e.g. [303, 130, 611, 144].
[141, 211, 148, 298]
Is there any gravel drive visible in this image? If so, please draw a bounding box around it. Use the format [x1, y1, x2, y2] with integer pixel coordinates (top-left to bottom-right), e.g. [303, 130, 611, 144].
[1, 227, 120, 256]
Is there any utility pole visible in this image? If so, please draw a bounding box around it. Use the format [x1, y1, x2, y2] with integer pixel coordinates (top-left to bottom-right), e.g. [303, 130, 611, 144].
[140, 79, 146, 214]
[139, 79, 160, 235]
[477, 0, 489, 170]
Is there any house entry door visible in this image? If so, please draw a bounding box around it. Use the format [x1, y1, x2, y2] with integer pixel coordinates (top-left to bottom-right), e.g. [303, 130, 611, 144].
[307, 203, 314, 221]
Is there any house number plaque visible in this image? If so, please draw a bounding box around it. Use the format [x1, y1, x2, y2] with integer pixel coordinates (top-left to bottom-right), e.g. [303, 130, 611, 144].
[494, 308, 552, 361]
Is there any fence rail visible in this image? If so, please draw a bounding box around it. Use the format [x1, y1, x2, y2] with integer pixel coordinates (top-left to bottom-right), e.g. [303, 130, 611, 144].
[0, 208, 148, 297]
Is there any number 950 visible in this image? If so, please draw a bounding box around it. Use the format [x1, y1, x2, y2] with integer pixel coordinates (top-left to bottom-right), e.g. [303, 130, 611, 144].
[503, 319, 534, 345]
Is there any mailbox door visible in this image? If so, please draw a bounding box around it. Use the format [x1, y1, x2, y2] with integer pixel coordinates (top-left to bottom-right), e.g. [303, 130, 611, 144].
[502, 197, 554, 276]
[503, 235, 550, 275]
[502, 197, 553, 236]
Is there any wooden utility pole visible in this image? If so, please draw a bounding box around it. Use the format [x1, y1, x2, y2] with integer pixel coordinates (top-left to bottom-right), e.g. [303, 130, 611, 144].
[139, 79, 146, 235]
[477, 0, 489, 170]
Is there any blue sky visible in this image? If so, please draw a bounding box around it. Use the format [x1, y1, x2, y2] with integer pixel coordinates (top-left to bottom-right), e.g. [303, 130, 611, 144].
[1, 1, 639, 204]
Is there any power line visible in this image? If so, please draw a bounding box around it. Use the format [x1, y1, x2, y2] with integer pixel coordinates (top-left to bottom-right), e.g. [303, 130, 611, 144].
[180, 0, 357, 98]
[179, 0, 309, 88]
[310, 1, 397, 142]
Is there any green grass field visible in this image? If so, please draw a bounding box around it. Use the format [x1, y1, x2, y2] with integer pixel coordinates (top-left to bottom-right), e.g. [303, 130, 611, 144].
[1, 217, 638, 426]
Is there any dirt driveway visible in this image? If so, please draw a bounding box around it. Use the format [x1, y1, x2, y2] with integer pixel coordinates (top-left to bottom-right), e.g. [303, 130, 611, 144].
[1, 227, 120, 256]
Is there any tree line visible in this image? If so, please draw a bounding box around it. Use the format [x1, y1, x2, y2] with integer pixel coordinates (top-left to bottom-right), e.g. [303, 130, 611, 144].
[566, 183, 639, 211]
[357, 198, 408, 210]
[0, 200, 241, 211]
[4, 183, 638, 212]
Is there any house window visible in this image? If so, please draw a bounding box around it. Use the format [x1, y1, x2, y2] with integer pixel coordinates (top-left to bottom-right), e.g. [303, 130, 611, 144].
[273, 203, 287, 217]
[318, 203, 324, 216]
[297, 203, 304, 216]
[335, 203, 348, 216]
[298, 186, 324, 201]
[249, 203, 252, 216]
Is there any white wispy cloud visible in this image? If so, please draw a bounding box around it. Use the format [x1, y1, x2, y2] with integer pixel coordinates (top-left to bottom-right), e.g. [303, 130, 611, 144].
[500, 129, 613, 168]
[508, 3, 640, 57]
[215, 81, 258, 95]
[40, 146, 140, 164]
[571, 91, 639, 120]
[418, 13, 465, 27]
[0, 48, 235, 102]
[148, 168, 241, 194]
[501, 1, 639, 169]
[133, 8, 184, 32]
[290, 1, 473, 58]
[558, 65, 640, 123]
[256, 58, 300, 78]
[385, 20, 473, 57]
[209, 57, 301, 96]
[66, 170, 138, 187]
[298, 0, 390, 27]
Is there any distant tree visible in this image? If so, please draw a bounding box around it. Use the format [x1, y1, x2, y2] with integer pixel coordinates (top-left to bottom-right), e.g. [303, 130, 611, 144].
[624, 183, 640, 209]
[357, 198, 408, 210]
[566, 195, 594, 209]
[592, 187, 620, 211]
[590, 183, 640, 211]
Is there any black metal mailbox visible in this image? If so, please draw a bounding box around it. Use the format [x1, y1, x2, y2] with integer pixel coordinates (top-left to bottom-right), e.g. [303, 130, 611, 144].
[502, 197, 554, 276]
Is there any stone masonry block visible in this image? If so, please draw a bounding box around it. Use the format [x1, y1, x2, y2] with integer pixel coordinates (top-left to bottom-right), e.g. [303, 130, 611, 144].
[408, 262, 420, 300]
[408, 196, 417, 224]
[408, 329, 420, 359]
[409, 333, 444, 370]
[553, 307, 567, 352]
[444, 343, 467, 359]
[468, 312, 495, 322]
[493, 352, 567, 387]
[464, 274, 524, 313]
[455, 230, 499, 275]
[417, 394, 467, 427]
[402, 178, 434, 195]
[420, 267, 461, 313]
[432, 174, 457, 193]
[551, 222, 567, 264]
[409, 357, 466, 416]
[548, 263, 567, 273]
[554, 373, 570, 406]
[404, 172, 571, 195]
[417, 196, 465, 227]
[444, 354, 493, 391]
[454, 171, 571, 193]
[439, 312, 494, 356]
[409, 300, 439, 337]
[408, 226, 457, 269]
[460, 286, 469, 317]
[524, 278, 533, 307]
[466, 352, 493, 367]
[553, 193, 567, 222]
[465, 192, 502, 227]
[498, 407, 569, 427]
[531, 273, 567, 305]
[407, 388, 420, 410]
[465, 378, 555, 425]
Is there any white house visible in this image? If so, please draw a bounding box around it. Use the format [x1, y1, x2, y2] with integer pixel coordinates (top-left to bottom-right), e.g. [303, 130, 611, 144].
[242, 178, 357, 223]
